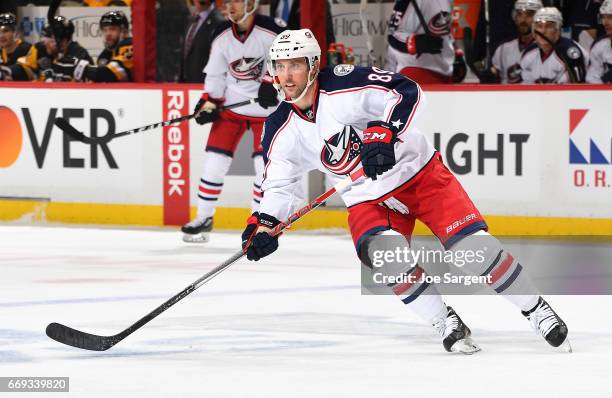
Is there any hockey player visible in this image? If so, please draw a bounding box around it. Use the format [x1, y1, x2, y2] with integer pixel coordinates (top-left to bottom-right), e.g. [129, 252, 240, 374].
[3, 17, 91, 82]
[520, 7, 588, 83]
[480, 0, 542, 84]
[6, 25, 55, 81]
[181, 0, 285, 242]
[586, 0, 612, 84]
[0, 13, 31, 80]
[241, 29, 571, 353]
[51, 11, 133, 82]
[386, 0, 454, 84]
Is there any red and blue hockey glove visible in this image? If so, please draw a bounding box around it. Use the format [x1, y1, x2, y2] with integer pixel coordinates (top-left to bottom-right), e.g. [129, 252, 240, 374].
[360, 120, 398, 181]
[241, 212, 281, 261]
[194, 93, 223, 125]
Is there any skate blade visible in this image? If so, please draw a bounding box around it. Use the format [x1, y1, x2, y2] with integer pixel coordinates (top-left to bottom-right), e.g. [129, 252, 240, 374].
[450, 338, 481, 355]
[182, 233, 210, 243]
[558, 338, 572, 353]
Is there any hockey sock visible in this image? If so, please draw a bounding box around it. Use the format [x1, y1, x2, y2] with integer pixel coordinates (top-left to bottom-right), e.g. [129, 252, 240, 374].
[449, 230, 540, 312]
[197, 151, 233, 218]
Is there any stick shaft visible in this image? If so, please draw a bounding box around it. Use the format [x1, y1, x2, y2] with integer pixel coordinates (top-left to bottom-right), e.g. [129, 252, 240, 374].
[114, 98, 257, 139]
[47, 168, 366, 350]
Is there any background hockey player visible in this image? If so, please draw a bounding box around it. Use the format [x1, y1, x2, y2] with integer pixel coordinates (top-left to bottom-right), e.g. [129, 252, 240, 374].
[242, 28, 571, 354]
[0, 13, 31, 80]
[586, 0, 612, 84]
[181, 0, 285, 242]
[2, 16, 91, 82]
[480, 0, 542, 84]
[520, 7, 588, 83]
[3, 24, 54, 81]
[385, 0, 454, 84]
[51, 11, 133, 82]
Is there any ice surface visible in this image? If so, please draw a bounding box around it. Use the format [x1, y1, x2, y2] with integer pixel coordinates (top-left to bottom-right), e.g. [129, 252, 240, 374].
[1, 225, 610, 397]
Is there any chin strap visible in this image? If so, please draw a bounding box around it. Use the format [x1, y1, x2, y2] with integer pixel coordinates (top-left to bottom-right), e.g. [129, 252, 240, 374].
[227, 2, 257, 24]
[282, 68, 318, 104]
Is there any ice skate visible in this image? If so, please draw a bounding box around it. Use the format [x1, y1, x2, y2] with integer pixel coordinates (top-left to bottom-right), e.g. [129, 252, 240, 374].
[181, 216, 213, 243]
[522, 297, 571, 352]
[433, 306, 481, 354]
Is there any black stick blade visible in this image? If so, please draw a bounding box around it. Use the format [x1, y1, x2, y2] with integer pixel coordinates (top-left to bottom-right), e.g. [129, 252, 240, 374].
[54, 118, 92, 144]
[46, 322, 118, 351]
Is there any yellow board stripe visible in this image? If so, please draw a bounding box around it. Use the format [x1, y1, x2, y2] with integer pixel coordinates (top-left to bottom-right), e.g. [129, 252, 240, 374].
[0, 200, 611, 236]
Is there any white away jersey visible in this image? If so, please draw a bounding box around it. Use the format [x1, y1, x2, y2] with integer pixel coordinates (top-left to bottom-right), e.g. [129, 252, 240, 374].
[520, 38, 588, 83]
[258, 65, 436, 221]
[204, 15, 284, 117]
[492, 38, 532, 83]
[586, 36, 612, 83]
[385, 0, 454, 76]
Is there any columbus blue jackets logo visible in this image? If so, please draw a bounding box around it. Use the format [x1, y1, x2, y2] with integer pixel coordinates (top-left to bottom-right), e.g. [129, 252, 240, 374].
[320, 126, 363, 175]
[229, 56, 264, 81]
[428, 11, 452, 36]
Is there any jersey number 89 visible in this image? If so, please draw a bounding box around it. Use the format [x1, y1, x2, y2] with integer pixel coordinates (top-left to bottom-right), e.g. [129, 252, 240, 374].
[368, 67, 393, 82]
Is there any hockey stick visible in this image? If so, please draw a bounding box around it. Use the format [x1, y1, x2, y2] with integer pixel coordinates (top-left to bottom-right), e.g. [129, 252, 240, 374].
[46, 168, 366, 351]
[54, 98, 259, 144]
[359, 0, 377, 66]
[462, 27, 483, 79]
[483, 0, 492, 70]
[48, 0, 61, 24]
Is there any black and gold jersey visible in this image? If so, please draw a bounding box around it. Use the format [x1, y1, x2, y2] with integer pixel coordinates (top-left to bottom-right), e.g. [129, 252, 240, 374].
[0, 39, 31, 66]
[90, 37, 133, 82]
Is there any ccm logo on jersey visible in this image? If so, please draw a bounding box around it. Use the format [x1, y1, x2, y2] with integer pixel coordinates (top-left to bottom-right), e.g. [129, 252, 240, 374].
[446, 213, 476, 234]
[320, 125, 363, 175]
[229, 57, 264, 81]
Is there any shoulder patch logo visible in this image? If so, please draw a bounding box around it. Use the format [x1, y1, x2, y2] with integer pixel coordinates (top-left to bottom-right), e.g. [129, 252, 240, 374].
[566, 46, 581, 60]
[320, 125, 363, 175]
[333, 64, 355, 76]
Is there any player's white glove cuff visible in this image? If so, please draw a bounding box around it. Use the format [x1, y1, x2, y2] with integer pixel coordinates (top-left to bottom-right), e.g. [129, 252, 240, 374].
[74, 59, 90, 81]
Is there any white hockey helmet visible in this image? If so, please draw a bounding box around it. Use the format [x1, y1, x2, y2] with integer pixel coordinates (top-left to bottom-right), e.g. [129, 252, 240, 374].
[533, 7, 563, 29]
[268, 29, 321, 104]
[226, 0, 260, 24]
[601, 0, 612, 15]
[514, 0, 543, 12]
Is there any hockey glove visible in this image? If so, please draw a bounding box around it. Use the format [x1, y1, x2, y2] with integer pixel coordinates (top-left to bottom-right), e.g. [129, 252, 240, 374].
[602, 68, 612, 84]
[0, 65, 12, 80]
[360, 121, 398, 181]
[478, 67, 501, 84]
[194, 93, 222, 125]
[52, 56, 90, 81]
[241, 212, 281, 261]
[407, 34, 443, 55]
[452, 48, 467, 83]
[257, 81, 279, 109]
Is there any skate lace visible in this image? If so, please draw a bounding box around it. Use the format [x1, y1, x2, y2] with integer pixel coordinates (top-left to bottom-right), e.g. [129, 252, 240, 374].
[529, 303, 559, 338]
[433, 313, 459, 339]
